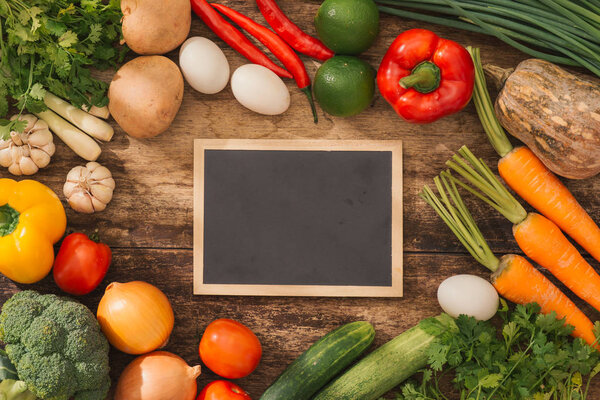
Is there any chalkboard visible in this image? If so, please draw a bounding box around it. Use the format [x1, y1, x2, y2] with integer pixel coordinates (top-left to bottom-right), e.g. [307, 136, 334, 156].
[194, 139, 403, 297]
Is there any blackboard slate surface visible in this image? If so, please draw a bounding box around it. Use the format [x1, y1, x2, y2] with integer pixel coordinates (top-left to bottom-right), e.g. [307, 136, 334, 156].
[203, 150, 392, 286]
[194, 139, 403, 297]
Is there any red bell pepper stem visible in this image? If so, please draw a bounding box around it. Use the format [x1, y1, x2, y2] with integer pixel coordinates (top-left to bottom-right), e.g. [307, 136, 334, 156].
[190, 0, 292, 79]
[399, 61, 441, 94]
[256, 0, 334, 62]
[212, 3, 318, 123]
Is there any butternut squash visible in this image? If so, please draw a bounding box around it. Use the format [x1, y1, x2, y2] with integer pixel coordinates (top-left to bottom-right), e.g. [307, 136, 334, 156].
[486, 59, 600, 180]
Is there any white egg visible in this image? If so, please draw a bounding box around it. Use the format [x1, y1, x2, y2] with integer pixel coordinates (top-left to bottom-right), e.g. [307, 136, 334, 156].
[437, 274, 499, 321]
[179, 37, 230, 94]
[231, 64, 290, 115]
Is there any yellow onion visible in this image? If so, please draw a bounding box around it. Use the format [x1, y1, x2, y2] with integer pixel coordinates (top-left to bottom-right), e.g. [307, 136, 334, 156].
[97, 281, 174, 354]
[115, 351, 201, 400]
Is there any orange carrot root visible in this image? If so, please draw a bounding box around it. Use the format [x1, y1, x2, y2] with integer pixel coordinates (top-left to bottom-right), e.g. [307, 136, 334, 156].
[492, 254, 596, 345]
[499, 146, 600, 264]
[514, 212, 600, 313]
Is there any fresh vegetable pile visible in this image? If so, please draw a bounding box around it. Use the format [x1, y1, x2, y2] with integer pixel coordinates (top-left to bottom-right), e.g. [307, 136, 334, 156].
[398, 304, 600, 399]
[376, 0, 600, 78]
[0, 0, 125, 134]
[1, 0, 600, 399]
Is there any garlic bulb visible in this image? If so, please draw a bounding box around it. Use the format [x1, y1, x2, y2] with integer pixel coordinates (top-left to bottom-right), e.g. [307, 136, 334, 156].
[64, 162, 115, 213]
[0, 114, 55, 175]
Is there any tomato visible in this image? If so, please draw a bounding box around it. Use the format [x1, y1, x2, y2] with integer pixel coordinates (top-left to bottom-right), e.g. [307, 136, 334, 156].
[53, 233, 112, 295]
[197, 381, 251, 400]
[199, 319, 262, 379]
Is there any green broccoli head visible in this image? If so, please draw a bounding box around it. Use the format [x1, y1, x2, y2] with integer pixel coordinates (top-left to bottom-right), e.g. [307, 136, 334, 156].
[0, 291, 110, 400]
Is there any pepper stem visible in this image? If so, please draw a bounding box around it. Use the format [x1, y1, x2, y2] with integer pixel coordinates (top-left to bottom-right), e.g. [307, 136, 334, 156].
[399, 61, 441, 94]
[0, 204, 19, 237]
[301, 86, 318, 124]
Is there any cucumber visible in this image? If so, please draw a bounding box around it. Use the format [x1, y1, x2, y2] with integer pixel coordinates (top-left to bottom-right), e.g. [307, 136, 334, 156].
[313, 313, 457, 400]
[260, 321, 375, 400]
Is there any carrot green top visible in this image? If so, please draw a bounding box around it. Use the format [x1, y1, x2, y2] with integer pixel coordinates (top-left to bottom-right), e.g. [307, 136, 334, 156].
[421, 173, 500, 273]
[467, 46, 514, 158]
[445, 146, 528, 225]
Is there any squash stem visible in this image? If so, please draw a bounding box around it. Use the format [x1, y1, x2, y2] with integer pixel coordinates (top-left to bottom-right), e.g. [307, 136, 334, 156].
[444, 146, 528, 225]
[421, 175, 500, 273]
[467, 47, 513, 158]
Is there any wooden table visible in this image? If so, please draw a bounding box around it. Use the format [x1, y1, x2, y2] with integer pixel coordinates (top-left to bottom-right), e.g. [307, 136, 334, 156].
[2, 1, 600, 398]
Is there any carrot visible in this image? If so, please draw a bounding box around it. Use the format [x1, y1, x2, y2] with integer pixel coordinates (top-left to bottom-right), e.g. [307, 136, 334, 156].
[514, 213, 600, 313]
[499, 146, 600, 263]
[446, 146, 600, 315]
[421, 174, 597, 346]
[468, 46, 600, 265]
[493, 254, 597, 345]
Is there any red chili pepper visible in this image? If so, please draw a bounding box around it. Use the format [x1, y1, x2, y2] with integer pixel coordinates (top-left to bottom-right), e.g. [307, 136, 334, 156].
[190, 0, 292, 79]
[256, 0, 334, 61]
[377, 29, 475, 124]
[212, 3, 318, 123]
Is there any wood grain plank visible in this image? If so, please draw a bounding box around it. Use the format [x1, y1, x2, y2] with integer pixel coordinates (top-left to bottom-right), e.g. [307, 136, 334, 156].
[1, 2, 598, 256]
[1, 250, 599, 398]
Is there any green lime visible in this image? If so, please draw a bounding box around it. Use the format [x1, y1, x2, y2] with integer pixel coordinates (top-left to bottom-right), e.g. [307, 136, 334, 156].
[313, 56, 375, 117]
[314, 0, 379, 55]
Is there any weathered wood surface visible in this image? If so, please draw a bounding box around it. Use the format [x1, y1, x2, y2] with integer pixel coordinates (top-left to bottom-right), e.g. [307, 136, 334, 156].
[1, 0, 600, 398]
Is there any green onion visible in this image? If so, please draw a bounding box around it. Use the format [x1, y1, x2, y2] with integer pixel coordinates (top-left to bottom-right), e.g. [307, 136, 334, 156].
[376, 0, 600, 77]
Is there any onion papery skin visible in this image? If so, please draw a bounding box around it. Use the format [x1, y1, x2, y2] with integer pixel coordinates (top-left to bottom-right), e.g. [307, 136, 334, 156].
[97, 281, 175, 354]
[115, 351, 202, 400]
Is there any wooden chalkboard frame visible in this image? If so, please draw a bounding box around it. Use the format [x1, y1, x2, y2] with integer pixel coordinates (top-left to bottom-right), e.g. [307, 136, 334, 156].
[193, 139, 403, 297]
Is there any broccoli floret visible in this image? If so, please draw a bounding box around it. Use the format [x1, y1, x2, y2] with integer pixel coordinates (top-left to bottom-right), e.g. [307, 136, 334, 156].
[0, 379, 37, 400]
[0, 291, 110, 400]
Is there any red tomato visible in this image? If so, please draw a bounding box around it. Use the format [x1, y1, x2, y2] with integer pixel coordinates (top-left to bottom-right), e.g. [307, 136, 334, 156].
[53, 233, 111, 295]
[199, 319, 262, 379]
[197, 381, 251, 400]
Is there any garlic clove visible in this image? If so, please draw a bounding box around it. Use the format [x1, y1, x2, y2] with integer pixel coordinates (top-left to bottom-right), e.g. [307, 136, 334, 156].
[90, 184, 115, 204]
[28, 129, 53, 147]
[41, 142, 56, 157]
[19, 157, 39, 175]
[8, 163, 22, 176]
[32, 118, 48, 132]
[63, 181, 80, 198]
[91, 197, 107, 212]
[30, 148, 51, 169]
[67, 191, 96, 214]
[66, 165, 88, 183]
[90, 165, 113, 181]
[0, 148, 12, 167]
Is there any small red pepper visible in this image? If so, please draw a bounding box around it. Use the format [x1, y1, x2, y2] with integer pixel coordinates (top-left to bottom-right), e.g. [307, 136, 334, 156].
[377, 29, 475, 124]
[256, 0, 334, 61]
[53, 232, 112, 296]
[190, 0, 292, 79]
[212, 3, 317, 122]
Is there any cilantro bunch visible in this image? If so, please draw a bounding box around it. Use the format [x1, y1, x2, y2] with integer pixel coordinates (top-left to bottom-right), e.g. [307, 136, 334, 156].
[0, 0, 126, 134]
[397, 303, 600, 400]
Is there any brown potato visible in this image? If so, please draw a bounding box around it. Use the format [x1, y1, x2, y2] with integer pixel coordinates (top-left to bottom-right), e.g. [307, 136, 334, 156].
[122, 0, 191, 55]
[108, 56, 184, 139]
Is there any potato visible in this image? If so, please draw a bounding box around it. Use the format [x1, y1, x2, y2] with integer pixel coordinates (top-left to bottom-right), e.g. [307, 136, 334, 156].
[121, 0, 191, 55]
[108, 56, 184, 139]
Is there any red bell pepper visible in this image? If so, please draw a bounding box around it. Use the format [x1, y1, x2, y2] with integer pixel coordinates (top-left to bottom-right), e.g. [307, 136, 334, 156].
[53, 232, 111, 295]
[377, 29, 475, 124]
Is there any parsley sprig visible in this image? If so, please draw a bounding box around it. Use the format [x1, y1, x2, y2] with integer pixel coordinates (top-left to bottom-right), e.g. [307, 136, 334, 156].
[395, 303, 600, 400]
[0, 0, 126, 137]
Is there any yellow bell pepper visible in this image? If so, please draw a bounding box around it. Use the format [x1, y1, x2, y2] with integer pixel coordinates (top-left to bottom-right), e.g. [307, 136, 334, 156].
[0, 179, 66, 283]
